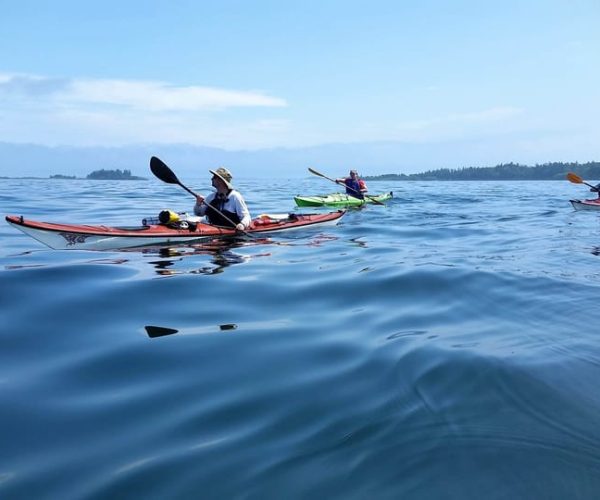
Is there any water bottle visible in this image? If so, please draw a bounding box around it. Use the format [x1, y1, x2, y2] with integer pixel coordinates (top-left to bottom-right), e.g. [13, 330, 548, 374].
[142, 217, 161, 226]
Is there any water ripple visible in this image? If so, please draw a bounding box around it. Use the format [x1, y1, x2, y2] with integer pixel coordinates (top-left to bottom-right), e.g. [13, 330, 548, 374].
[2, 179, 600, 498]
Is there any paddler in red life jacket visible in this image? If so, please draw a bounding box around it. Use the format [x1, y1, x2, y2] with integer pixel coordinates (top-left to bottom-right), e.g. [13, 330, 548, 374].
[193, 167, 251, 231]
[335, 169, 368, 199]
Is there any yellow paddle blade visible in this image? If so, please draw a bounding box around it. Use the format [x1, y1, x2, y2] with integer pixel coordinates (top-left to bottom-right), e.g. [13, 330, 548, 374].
[566, 172, 583, 184]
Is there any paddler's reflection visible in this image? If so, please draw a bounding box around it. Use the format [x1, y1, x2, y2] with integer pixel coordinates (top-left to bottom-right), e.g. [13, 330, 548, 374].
[138, 238, 272, 276]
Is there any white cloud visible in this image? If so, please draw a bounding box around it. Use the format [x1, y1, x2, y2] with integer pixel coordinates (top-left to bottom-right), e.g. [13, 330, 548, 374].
[0, 72, 569, 152]
[0, 72, 290, 148]
[0, 72, 287, 111]
[67, 78, 287, 111]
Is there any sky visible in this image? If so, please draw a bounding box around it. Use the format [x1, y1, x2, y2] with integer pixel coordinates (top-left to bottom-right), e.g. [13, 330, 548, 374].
[1, 0, 600, 174]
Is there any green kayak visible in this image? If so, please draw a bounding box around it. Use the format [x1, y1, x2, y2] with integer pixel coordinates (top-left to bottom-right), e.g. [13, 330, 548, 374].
[294, 191, 393, 207]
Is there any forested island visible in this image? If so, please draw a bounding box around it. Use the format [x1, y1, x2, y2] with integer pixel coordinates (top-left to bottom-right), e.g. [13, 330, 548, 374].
[365, 162, 600, 181]
[86, 169, 146, 180]
[41, 169, 146, 180]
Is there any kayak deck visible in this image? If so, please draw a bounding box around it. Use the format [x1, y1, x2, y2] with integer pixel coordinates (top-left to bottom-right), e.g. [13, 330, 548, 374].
[294, 191, 393, 207]
[5, 211, 345, 250]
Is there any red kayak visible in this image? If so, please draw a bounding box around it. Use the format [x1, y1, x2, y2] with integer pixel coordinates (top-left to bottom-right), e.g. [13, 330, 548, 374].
[5, 211, 346, 250]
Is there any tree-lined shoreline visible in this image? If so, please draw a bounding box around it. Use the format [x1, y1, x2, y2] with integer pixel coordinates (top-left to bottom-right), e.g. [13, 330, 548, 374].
[365, 162, 600, 181]
[2, 162, 599, 181]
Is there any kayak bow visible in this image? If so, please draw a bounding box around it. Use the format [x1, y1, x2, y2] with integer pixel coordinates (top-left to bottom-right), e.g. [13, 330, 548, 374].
[570, 198, 600, 211]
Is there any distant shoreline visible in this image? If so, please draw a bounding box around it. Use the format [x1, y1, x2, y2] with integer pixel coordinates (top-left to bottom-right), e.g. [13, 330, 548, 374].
[0, 168, 147, 181]
[364, 162, 600, 181]
[2, 161, 599, 181]
[0, 176, 148, 180]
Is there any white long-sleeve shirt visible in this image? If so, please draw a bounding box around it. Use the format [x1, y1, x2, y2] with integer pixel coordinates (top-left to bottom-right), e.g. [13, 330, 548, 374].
[193, 190, 252, 228]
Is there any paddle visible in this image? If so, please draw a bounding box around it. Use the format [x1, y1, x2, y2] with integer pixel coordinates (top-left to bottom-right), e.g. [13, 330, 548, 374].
[566, 172, 599, 191]
[150, 156, 201, 197]
[149, 156, 252, 235]
[308, 167, 385, 205]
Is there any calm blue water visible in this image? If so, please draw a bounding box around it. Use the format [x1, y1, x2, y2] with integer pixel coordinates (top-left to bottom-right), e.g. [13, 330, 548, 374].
[1, 177, 600, 499]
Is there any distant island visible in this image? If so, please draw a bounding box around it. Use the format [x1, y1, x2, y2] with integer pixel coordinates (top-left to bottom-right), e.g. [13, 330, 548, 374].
[365, 162, 600, 181]
[86, 169, 146, 180]
[43, 169, 147, 180]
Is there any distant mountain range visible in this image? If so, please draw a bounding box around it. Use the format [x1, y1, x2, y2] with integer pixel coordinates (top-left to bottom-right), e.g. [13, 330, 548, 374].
[2, 141, 431, 179]
[0, 141, 597, 180]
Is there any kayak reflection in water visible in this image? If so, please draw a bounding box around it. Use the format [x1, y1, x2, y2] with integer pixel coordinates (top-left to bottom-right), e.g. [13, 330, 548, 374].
[193, 167, 251, 231]
[145, 238, 273, 276]
[335, 169, 368, 199]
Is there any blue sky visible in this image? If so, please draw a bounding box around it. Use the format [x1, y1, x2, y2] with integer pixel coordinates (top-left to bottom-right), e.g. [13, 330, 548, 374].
[1, 0, 599, 168]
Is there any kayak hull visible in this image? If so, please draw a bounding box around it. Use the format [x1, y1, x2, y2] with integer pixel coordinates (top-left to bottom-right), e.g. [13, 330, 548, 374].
[5, 211, 345, 251]
[570, 199, 600, 211]
[294, 192, 393, 207]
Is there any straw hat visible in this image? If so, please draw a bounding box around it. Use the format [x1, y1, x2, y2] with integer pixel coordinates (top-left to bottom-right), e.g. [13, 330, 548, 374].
[209, 167, 233, 190]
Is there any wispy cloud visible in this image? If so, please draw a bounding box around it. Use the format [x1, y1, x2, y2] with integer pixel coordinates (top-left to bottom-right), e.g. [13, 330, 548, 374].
[0, 72, 287, 111]
[67, 79, 287, 111]
[0, 72, 290, 148]
[0, 72, 531, 149]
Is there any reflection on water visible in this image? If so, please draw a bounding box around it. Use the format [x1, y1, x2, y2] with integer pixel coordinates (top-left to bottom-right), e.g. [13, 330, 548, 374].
[3, 232, 341, 277]
[133, 233, 339, 276]
[136, 237, 274, 276]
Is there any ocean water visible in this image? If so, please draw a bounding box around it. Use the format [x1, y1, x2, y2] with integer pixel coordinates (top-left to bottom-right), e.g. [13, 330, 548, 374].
[1, 177, 600, 499]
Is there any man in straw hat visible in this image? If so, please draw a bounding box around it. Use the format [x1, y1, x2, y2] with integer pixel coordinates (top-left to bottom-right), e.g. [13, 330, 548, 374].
[193, 167, 251, 231]
[335, 169, 368, 200]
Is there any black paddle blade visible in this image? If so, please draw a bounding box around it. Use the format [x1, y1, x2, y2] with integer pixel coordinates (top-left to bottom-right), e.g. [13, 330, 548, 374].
[150, 156, 180, 185]
[145, 325, 179, 338]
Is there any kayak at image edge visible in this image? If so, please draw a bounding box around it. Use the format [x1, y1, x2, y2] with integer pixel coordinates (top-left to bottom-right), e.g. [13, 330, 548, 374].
[5, 211, 345, 251]
[570, 198, 600, 211]
[294, 191, 393, 207]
